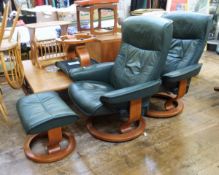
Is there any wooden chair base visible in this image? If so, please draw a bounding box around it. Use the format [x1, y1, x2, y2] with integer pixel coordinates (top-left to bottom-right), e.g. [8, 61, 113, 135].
[24, 129, 76, 163]
[147, 93, 184, 118]
[86, 117, 146, 142]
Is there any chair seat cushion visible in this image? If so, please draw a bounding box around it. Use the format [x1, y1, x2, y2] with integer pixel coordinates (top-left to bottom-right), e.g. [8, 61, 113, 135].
[68, 81, 115, 116]
[17, 92, 78, 135]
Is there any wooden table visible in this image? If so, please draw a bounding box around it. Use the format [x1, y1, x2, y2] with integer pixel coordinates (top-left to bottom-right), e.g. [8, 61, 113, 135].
[22, 60, 72, 93]
[26, 21, 71, 39]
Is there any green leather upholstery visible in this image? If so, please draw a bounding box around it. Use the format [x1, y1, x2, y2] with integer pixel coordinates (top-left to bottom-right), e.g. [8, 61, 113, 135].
[68, 16, 173, 116]
[69, 62, 114, 84]
[162, 64, 202, 82]
[69, 81, 115, 116]
[17, 92, 78, 135]
[217, 43, 219, 54]
[111, 17, 173, 88]
[161, 12, 212, 92]
[100, 80, 161, 104]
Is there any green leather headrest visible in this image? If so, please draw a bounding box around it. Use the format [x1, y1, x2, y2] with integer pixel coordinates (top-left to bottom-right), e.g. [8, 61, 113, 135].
[163, 12, 212, 40]
[122, 16, 173, 51]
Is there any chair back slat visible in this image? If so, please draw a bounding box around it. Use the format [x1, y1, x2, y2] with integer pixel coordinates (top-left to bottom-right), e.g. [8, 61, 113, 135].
[8, 6, 21, 41]
[0, 2, 10, 46]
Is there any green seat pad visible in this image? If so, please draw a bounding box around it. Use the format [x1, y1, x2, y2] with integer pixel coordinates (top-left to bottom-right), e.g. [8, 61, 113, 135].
[17, 91, 78, 134]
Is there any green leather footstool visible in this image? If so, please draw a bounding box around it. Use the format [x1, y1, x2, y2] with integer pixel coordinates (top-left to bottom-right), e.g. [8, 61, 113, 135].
[16, 91, 79, 163]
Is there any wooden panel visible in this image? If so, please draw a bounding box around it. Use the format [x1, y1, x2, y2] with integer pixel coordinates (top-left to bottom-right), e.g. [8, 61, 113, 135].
[22, 60, 72, 93]
[86, 33, 121, 62]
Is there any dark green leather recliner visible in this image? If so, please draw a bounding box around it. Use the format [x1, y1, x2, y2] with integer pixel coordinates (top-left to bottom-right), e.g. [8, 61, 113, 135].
[147, 12, 213, 118]
[68, 16, 173, 142]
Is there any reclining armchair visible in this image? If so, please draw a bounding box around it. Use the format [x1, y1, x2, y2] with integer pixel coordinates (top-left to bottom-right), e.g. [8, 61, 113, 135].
[147, 12, 212, 118]
[68, 16, 173, 142]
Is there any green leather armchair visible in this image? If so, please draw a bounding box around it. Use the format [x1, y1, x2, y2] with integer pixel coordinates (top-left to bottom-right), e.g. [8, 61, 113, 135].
[147, 12, 213, 118]
[68, 16, 173, 142]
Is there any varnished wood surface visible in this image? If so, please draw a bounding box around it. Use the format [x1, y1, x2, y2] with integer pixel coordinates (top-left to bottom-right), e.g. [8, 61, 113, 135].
[87, 99, 145, 142]
[0, 40, 17, 51]
[0, 2, 10, 46]
[0, 51, 218, 175]
[86, 33, 121, 62]
[22, 60, 72, 93]
[24, 130, 76, 163]
[76, 3, 118, 35]
[25, 21, 71, 29]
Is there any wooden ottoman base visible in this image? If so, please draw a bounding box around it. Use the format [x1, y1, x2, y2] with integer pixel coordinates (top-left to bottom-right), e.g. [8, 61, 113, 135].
[24, 127, 76, 163]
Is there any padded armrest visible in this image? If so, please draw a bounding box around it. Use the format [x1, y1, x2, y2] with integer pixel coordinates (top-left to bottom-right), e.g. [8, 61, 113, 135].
[69, 62, 114, 83]
[162, 64, 202, 82]
[100, 80, 161, 104]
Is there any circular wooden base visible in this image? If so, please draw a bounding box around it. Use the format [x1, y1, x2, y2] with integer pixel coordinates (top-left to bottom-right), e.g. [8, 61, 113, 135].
[214, 87, 219, 91]
[24, 132, 76, 163]
[147, 93, 184, 118]
[86, 117, 146, 142]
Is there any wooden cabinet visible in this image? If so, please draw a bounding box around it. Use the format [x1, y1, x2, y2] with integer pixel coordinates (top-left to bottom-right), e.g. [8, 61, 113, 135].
[86, 33, 121, 62]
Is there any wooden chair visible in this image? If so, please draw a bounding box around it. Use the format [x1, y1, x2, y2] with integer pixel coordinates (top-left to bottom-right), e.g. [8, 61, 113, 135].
[0, 2, 24, 89]
[26, 21, 71, 68]
[3, 6, 21, 41]
[33, 38, 66, 68]
[0, 2, 10, 45]
[0, 2, 10, 122]
[0, 87, 8, 122]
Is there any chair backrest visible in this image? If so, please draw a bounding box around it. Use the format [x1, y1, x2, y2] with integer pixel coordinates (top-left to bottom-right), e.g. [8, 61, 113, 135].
[0, 2, 10, 46]
[0, 32, 24, 89]
[110, 16, 173, 89]
[163, 12, 212, 73]
[8, 6, 21, 41]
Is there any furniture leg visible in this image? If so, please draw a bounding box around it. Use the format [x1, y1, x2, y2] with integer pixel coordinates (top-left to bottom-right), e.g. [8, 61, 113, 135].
[98, 8, 102, 29]
[113, 5, 118, 33]
[60, 24, 69, 36]
[77, 6, 81, 32]
[75, 45, 91, 67]
[90, 7, 95, 34]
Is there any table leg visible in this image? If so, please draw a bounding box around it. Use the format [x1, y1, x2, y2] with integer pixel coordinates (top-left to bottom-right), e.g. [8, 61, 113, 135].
[28, 28, 36, 65]
[60, 25, 69, 36]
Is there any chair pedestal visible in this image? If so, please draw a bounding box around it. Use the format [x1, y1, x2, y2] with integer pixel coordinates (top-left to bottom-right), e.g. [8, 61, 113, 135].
[76, 3, 118, 35]
[147, 80, 187, 118]
[86, 99, 146, 142]
[24, 127, 76, 163]
[147, 93, 184, 118]
[87, 117, 145, 142]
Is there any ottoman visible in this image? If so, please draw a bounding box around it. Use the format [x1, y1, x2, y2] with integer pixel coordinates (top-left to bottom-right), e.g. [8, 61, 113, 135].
[16, 91, 79, 163]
